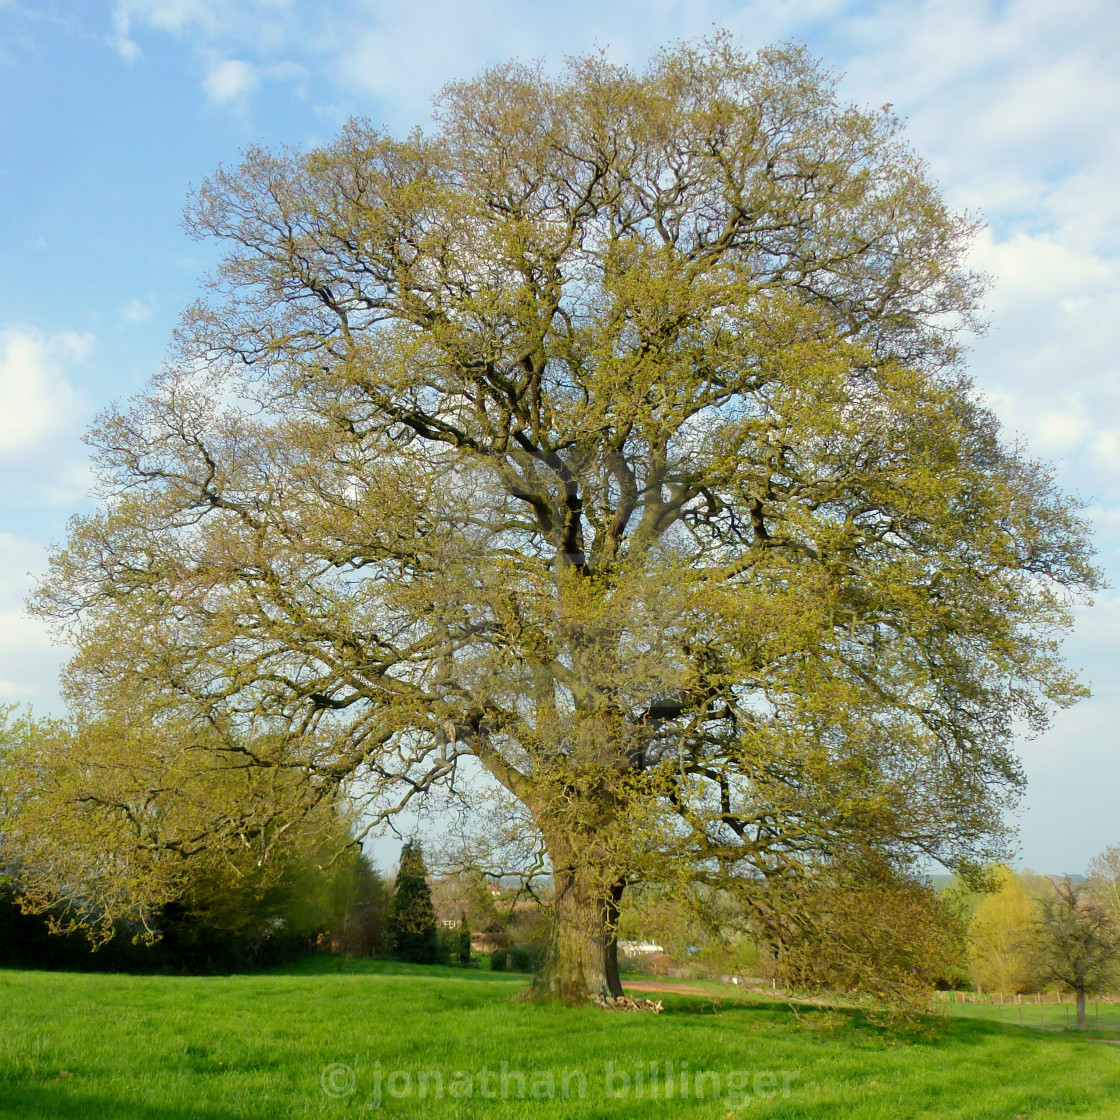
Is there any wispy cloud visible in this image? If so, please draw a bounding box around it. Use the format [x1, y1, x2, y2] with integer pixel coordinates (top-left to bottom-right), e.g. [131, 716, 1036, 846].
[119, 296, 156, 324]
[109, 0, 299, 64]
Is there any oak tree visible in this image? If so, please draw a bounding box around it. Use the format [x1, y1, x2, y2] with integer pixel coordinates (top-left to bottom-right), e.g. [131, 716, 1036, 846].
[29, 40, 1098, 1002]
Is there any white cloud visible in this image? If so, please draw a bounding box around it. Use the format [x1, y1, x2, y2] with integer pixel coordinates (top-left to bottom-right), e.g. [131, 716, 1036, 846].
[0, 329, 91, 704]
[962, 226, 1120, 492]
[0, 532, 68, 707]
[0, 327, 89, 456]
[1036, 413, 1091, 455]
[1092, 432, 1120, 475]
[111, 0, 299, 64]
[970, 230, 1115, 305]
[112, 0, 300, 103]
[202, 57, 259, 103]
[108, 0, 832, 119]
[110, 5, 141, 61]
[1014, 595, 1120, 870]
[111, 0, 226, 50]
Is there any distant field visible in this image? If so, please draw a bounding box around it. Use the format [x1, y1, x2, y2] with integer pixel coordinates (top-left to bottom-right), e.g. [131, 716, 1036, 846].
[2, 958, 1119, 1118]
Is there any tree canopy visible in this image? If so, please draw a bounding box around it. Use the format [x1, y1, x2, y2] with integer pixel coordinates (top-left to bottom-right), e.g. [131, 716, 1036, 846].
[23, 39, 1098, 1002]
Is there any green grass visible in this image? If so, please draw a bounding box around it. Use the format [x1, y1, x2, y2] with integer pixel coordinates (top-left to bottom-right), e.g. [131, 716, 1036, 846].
[2, 959, 1119, 1118]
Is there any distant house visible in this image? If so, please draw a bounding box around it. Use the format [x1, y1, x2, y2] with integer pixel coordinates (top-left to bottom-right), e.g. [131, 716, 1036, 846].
[430, 874, 511, 954]
[617, 940, 665, 955]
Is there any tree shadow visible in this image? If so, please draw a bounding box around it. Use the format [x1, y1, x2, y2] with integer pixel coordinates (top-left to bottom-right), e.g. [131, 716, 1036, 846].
[0, 1083, 268, 1120]
[268, 953, 519, 983]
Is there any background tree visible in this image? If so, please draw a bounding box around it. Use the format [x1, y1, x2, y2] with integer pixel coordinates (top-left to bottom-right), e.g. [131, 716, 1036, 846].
[26, 39, 1098, 1003]
[2, 707, 356, 946]
[965, 865, 1040, 995]
[1030, 876, 1118, 1029]
[617, 882, 759, 979]
[617, 885, 717, 961]
[0, 706, 379, 967]
[1087, 844, 1120, 921]
[431, 870, 502, 933]
[458, 912, 471, 967]
[327, 849, 389, 957]
[388, 842, 439, 964]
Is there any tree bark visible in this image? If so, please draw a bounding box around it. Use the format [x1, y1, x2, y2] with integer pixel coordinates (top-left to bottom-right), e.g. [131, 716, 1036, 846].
[538, 864, 625, 1003]
[1076, 988, 1086, 1030]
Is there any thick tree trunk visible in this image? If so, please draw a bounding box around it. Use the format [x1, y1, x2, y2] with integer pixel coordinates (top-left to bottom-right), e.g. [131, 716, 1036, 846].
[538, 864, 625, 1003]
[1076, 988, 1086, 1030]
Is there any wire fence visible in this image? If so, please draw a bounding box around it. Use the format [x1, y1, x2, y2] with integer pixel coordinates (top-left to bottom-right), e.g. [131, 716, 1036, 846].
[930, 990, 1120, 1031]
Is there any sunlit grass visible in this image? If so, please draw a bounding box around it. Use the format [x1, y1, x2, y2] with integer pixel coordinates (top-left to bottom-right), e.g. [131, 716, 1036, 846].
[2, 959, 1118, 1118]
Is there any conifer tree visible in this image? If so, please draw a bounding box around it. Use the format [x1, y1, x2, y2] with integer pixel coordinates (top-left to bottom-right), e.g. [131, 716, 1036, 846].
[387, 842, 439, 964]
[458, 912, 472, 967]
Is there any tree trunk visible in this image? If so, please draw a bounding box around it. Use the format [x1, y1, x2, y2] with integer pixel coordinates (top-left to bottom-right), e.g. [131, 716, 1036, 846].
[538, 864, 625, 1003]
[1076, 988, 1086, 1030]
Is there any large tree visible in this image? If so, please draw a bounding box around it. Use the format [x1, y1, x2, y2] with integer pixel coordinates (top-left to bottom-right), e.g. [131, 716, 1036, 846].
[30, 41, 1097, 1002]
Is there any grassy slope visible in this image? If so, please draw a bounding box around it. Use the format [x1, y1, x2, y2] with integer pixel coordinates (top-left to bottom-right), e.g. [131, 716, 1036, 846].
[1, 959, 1118, 1118]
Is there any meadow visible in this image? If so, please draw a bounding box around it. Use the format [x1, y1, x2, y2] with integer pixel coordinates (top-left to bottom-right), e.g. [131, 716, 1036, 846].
[2, 958, 1118, 1118]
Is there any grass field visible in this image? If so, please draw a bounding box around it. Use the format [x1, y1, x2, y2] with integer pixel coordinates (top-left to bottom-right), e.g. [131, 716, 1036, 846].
[935, 991, 1120, 1034]
[2, 958, 1119, 1118]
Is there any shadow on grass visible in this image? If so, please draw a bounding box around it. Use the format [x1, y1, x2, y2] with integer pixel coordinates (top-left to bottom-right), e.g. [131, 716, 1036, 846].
[649, 988, 1054, 1055]
[275, 956, 1091, 1055]
[269, 954, 526, 982]
[0, 1084, 255, 1120]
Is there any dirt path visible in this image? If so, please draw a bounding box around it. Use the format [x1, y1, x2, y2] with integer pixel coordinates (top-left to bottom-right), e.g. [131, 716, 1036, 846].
[623, 980, 857, 1010]
[623, 980, 740, 998]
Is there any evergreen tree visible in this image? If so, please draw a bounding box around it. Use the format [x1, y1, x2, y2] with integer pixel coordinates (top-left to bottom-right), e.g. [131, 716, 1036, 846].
[387, 842, 438, 964]
[458, 912, 471, 967]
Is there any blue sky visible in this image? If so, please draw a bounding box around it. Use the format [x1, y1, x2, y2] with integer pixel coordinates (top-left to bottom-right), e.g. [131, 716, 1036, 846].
[1, 0, 1117, 873]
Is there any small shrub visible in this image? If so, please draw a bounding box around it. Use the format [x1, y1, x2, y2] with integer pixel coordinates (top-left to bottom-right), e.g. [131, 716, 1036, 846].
[490, 944, 544, 973]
